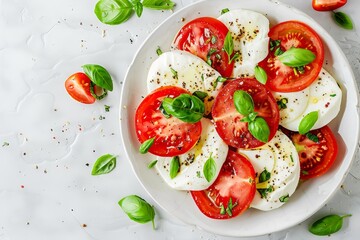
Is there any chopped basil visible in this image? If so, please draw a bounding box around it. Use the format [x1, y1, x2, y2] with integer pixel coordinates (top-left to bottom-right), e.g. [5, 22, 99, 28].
[104, 105, 111, 112]
[196, 171, 201, 178]
[277, 98, 288, 110]
[139, 137, 155, 154]
[270, 39, 281, 51]
[221, 8, 230, 15]
[2, 142, 9, 147]
[258, 185, 273, 198]
[274, 47, 284, 56]
[306, 132, 319, 143]
[220, 203, 226, 215]
[170, 67, 178, 79]
[206, 48, 217, 66]
[192, 91, 208, 101]
[302, 170, 309, 175]
[290, 154, 294, 163]
[170, 156, 180, 179]
[214, 76, 227, 89]
[156, 46, 163, 56]
[259, 168, 271, 183]
[330, 93, 337, 97]
[279, 194, 289, 203]
[147, 160, 158, 169]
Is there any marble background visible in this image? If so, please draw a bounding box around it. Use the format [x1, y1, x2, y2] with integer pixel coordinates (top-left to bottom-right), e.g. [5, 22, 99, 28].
[0, 0, 359, 239]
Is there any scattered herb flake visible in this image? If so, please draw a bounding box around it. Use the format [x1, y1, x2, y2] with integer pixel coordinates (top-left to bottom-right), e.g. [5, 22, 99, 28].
[147, 160, 158, 169]
[104, 105, 110, 112]
[156, 46, 163, 56]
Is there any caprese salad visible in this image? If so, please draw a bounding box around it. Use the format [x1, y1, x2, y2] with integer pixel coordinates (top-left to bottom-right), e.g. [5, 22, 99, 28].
[134, 8, 341, 219]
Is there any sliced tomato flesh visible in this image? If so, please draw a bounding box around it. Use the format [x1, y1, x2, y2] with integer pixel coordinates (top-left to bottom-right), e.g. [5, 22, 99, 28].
[135, 86, 202, 157]
[191, 150, 256, 219]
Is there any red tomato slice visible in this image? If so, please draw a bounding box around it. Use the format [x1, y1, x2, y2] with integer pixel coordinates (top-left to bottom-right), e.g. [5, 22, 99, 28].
[191, 150, 256, 219]
[65, 72, 95, 104]
[173, 17, 234, 78]
[258, 21, 324, 92]
[281, 126, 338, 180]
[135, 86, 202, 157]
[212, 78, 279, 149]
[312, 0, 347, 11]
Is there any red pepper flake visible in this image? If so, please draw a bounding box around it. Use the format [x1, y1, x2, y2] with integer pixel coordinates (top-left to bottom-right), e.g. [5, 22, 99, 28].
[325, 102, 330, 108]
[21, 185, 25, 188]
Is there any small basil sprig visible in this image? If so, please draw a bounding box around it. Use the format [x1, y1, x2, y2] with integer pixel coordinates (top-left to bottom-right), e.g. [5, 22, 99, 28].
[254, 65, 267, 84]
[278, 48, 316, 67]
[139, 137, 155, 154]
[309, 214, 351, 236]
[118, 195, 156, 229]
[333, 12, 354, 30]
[91, 154, 117, 175]
[82, 64, 113, 91]
[162, 94, 204, 123]
[233, 90, 270, 143]
[95, 0, 175, 25]
[298, 111, 319, 135]
[203, 153, 216, 182]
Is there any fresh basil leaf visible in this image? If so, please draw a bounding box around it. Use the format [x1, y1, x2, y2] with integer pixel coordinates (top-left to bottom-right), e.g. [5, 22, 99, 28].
[309, 214, 351, 236]
[254, 65, 267, 84]
[274, 47, 284, 56]
[203, 154, 216, 182]
[139, 137, 155, 154]
[82, 64, 113, 91]
[159, 102, 171, 118]
[94, 0, 134, 25]
[220, 203, 226, 215]
[279, 194, 289, 203]
[278, 48, 316, 67]
[233, 90, 254, 116]
[226, 198, 237, 217]
[133, 1, 143, 17]
[298, 111, 319, 135]
[248, 117, 270, 143]
[221, 8, 230, 15]
[258, 185, 273, 198]
[147, 160, 158, 169]
[192, 91, 208, 101]
[270, 39, 280, 51]
[119, 195, 156, 229]
[170, 156, 180, 179]
[259, 168, 271, 183]
[223, 31, 234, 61]
[333, 12, 354, 30]
[213, 76, 227, 89]
[306, 132, 319, 143]
[162, 94, 204, 123]
[142, 0, 175, 10]
[240, 112, 258, 123]
[91, 154, 117, 175]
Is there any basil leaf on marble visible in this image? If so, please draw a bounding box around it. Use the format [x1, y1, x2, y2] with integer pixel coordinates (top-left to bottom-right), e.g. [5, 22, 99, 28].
[82, 64, 113, 91]
[309, 214, 351, 236]
[91, 154, 117, 175]
[333, 12, 354, 30]
[94, 0, 134, 25]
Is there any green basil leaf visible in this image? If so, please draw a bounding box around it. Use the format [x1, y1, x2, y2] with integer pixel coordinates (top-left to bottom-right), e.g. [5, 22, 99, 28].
[309, 214, 351, 236]
[233, 90, 254, 116]
[221, 8, 230, 15]
[248, 117, 270, 143]
[133, 1, 143, 17]
[298, 111, 319, 135]
[162, 94, 204, 123]
[192, 91, 208, 101]
[277, 98, 288, 110]
[270, 39, 280, 51]
[94, 0, 134, 25]
[259, 168, 271, 183]
[333, 12, 354, 30]
[82, 64, 113, 91]
[306, 132, 319, 143]
[274, 47, 284, 56]
[257, 185, 273, 198]
[139, 137, 155, 154]
[220, 203, 226, 215]
[142, 0, 175, 10]
[147, 160, 158, 169]
[90, 81, 108, 100]
[241, 112, 258, 123]
[170, 156, 180, 179]
[91, 154, 117, 175]
[223, 31, 234, 61]
[170, 67, 178, 79]
[254, 65, 267, 84]
[203, 153, 216, 182]
[118, 195, 156, 229]
[225, 198, 237, 217]
[278, 48, 316, 67]
[279, 194, 289, 203]
[159, 102, 171, 118]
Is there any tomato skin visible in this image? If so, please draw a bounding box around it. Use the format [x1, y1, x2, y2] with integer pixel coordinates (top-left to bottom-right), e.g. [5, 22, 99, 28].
[191, 150, 256, 219]
[212, 78, 279, 149]
[259, 21, 324, 92]
[173, 17, 234, 78]
[135, 86, 202, 157]
[65, 72, 96, 104]
[281, 126, 338, 180]
[312, 0, 347, 11]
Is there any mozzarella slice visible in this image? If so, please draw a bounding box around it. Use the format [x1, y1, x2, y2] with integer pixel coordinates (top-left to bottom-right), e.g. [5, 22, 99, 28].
[218, 9, 269, 77]
[280, 68, 342, 131]
[147, 50, 223, 114]
[238, 130, 300, 211]
[155, 118, 228, 191]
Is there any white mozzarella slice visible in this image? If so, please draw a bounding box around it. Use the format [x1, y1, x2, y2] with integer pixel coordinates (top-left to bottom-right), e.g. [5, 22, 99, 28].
[281, 68, 342, 131]
[147, 50, 222, 114]
[155, 118, 229, 191]
[273, 88, 310, 124]
[238, 130, 300, 211]
[218, 9, 269, 77]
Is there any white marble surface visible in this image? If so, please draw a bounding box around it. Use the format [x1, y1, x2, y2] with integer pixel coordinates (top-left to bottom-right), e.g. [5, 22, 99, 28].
[0, 0, 359, 239]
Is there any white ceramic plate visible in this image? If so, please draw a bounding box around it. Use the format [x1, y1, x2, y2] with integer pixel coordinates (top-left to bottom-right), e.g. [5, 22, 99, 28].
[120, 0, 359, 237]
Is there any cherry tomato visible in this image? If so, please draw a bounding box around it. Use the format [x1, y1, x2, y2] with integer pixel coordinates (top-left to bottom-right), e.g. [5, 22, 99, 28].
[281, 126, 338, 180]
[135, 86, 202, 157]
[173, 17, 234, 78]
[191, 150, 256, 219]
[65, 72, 95, 104]
[312, 0, 347, 11]
[258, 21, 324, 92]
[212, 78, 279, 149]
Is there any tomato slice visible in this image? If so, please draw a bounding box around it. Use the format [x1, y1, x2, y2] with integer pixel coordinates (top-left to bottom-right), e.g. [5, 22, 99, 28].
[212, 78, 279, 149]
[312, 0, 347, 11]
[191, 150, 256, 219]
[173, 17, 234, 78]
[258, 21, 324, 92]
[281, 126, 338, 180]
[135, 86, 202, 157]
[65, 72, 95, 104]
